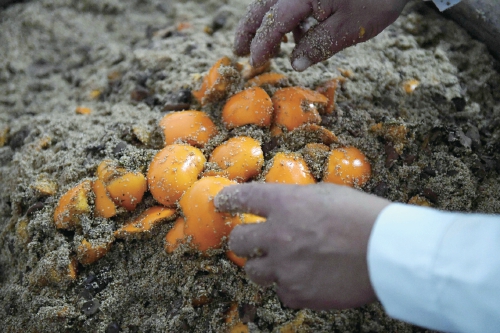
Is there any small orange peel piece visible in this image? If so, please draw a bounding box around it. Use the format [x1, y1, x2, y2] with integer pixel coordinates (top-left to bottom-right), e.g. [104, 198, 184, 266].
[209, 136, 264, 182]
[272, 87, 328, 132]
[180, 177, 237, 252]
[75, 106, 92, 115]
[192, 56, 234, 105]
[245, 72, 286, 87]
[106, 171, 147, 211]
[53, 180, 92, 230]
[96, 159, 125, 184]
[225, 303, 249, 333]
[316, 79, 339, 114]
[91, 179, 117, 218]
[323, 147, 371, 187]
[77, 239, 111, 265]
[159, 110, 218, 147]
[115, 206, 176, 238]
[147, 144, 206, 207]
[264, 152, 316, 185]
[222, 87, 273, 129]
[165, 217, 187, 253]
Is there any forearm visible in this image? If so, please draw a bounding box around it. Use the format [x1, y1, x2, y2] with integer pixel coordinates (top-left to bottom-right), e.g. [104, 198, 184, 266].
[368, 203, 500, 332]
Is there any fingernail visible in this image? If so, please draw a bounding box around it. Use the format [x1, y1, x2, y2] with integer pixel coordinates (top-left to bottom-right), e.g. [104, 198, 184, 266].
[292, 56, 313, 71]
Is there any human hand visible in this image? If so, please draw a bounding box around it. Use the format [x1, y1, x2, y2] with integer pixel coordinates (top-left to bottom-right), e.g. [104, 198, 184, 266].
[214, 183, 390, 310]
[234, 0, 410, 71]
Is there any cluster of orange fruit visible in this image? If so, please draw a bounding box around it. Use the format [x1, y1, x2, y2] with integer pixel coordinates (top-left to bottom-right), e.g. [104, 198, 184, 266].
[53, 56, 372, 270]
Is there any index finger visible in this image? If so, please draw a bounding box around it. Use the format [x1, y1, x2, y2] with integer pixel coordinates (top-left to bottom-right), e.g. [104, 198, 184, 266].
[234, 0, 278, 56]
[214, 183, 286, 217]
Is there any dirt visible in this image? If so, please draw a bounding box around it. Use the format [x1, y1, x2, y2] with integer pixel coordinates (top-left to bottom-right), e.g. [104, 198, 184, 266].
[0, 0, 499, 332]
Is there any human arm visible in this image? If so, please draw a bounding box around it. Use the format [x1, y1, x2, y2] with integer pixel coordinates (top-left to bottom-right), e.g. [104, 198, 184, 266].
[215, 182, 390, 310]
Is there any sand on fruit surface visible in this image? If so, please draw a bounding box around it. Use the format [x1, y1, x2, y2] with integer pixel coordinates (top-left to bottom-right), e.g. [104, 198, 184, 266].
[1, 0, 499, 332]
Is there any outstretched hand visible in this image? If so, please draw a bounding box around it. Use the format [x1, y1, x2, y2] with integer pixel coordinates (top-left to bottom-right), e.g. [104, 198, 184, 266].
[215, 183, 390, 310]
[234, 0, 410, 71]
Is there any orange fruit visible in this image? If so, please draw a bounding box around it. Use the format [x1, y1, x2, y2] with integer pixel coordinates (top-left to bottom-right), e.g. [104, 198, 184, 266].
[159, 110, 218, 147]
[180, 177, 236, 252]
[91, 179, 117, 218]
[77, 239, 111, 265]
[209, 136, 264, 182]
[264, 152, 316, 185]
[147, 144, 206, 207]
[226, 213, 266, 267]
[323, 147, 371, 187]
[192, 56, 234, 105]
[106, 172, 147, 211]
[245, 72, 286, 87]
[222, 87, 273, 129]
[272, 87, 328, 132]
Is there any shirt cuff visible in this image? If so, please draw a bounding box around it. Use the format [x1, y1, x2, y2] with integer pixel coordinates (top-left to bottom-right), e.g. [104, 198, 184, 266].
[367, 203, 458, 331]
[427, 0, 461, 11]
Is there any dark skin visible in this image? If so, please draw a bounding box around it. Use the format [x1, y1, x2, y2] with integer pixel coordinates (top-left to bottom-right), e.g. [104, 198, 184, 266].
[215, 183, 390, 310]
[215, 0, 413, 310]
[234, 0, 411, 71]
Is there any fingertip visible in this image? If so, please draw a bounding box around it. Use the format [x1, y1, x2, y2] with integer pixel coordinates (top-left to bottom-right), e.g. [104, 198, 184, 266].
[291, 55, 313, 71]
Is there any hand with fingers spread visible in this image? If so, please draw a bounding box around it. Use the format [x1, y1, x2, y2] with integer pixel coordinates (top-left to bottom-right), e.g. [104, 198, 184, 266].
[234, 0, 410, 71]
[214, 182, 390, 310]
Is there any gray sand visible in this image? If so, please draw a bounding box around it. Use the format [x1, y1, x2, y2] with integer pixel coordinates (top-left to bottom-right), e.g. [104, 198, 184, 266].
[1, 0, 499, 332]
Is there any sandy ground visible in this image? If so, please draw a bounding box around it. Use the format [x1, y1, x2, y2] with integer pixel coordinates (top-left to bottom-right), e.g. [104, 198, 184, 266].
[1, 0, 499, 332]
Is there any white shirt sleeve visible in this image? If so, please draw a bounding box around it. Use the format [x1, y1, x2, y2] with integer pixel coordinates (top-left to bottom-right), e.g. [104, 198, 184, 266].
[368, 203, 500, 333]
[425, 0, 461, 11]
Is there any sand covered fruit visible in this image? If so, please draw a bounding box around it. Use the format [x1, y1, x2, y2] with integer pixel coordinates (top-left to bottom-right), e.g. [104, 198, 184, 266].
[192, 56, 237, 105]
[91, 179, 117, 218]
[272, 87, 328, 132]
[222, 87, 273, 129]
[77, 239, 112, 265]
[159, 110, 218, 147]
[265, 152, 316, 185]
[180, 177, 238, 252]
[115, 206, 176, 239]
[208, 136, 264, 182]
[323, 147, 371, 187]
[147, 144, 206, 207]
[53, 180, 92, 229]
[226, 214, 266, 267]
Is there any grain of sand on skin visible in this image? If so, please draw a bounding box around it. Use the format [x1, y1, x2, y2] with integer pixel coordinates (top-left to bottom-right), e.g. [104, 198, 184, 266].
[1, 0, 500, 332]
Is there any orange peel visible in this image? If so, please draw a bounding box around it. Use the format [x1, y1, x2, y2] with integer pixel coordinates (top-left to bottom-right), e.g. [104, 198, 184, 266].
[226, 213, 266, 267]
[323, 147, 371, 187]
[316, 79, 339, 114]
[147, 144, 206, 207]
[165, 217, 187, 253]
[115, 206, 176, 238]
[192, 56, 235, 105]
[159, 110, 218, 147]
[209, 136, 264, 182]
[222, 87, 273, 129]
[272, 87, 328, 132]
[264, 152, 316, 185]
[53, 180, 92, 230]
[91, 179, 117, 218]
[180, 177, 237, 252]
[77, 239, 111, 265]
[245, 72, 286, 87]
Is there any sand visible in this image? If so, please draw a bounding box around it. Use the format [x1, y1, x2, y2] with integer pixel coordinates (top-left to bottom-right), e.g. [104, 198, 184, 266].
[1, 0, 499, 332]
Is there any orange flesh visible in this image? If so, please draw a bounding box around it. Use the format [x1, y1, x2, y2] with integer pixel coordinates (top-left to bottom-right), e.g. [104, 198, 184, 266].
[106, 171, 147, 211]
[265, 152, 316, 185]
[159, 110, 218, 147]
[245, 72, 286, 87]
[53, 180, 92, 230]
[96, 159, 125, 184]
[77, 239, 111, 265]
[147, 144, 206, 207]
[272, 87, 328, 132]
[165, 217, 186, 253]
[209, 136, 264, 182]
[323, 147, 371, 187]
[192, 56, 232, 105]
[91, 179, 117, 218]
[222, 87, 273, 129]
[180, 177, 237, 252]
[115, 206, 176, 238]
